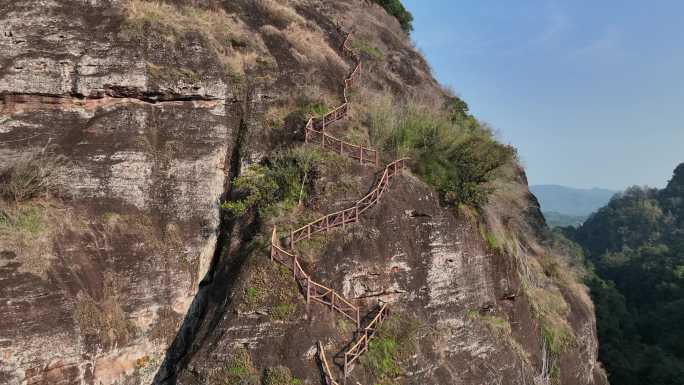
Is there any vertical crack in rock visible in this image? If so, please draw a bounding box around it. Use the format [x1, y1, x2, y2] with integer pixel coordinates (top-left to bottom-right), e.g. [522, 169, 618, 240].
[153, 84, 256, 385]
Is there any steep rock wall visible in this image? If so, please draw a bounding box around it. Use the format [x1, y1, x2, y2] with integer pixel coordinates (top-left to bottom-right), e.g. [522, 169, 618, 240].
[0, 1, 607, 385]
[0, 1, 237, 384]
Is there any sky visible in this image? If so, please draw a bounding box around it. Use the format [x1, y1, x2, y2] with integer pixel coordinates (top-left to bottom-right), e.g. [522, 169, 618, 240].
[402, 0, 684, 190]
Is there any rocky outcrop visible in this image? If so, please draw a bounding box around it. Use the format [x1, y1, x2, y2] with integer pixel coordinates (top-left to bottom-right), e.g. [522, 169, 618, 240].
[1, 1, 237, 384]
[0, 1, 607, 385]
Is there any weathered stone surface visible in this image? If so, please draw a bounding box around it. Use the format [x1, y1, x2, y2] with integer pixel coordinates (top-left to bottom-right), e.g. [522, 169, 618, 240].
[0, 1, 235, 384]
[173, 165, 607, 385]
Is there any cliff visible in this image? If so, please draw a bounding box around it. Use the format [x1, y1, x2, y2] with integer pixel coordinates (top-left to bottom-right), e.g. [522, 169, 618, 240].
[0, 1, 607, 385]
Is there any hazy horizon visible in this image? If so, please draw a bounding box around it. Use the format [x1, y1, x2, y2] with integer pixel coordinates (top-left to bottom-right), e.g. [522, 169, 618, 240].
[530, 184, 618, 193]
[403, 0, 684, 190]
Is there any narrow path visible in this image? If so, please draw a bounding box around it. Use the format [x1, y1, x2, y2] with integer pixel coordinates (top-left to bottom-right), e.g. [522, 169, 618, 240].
[267, 24, 406, 385]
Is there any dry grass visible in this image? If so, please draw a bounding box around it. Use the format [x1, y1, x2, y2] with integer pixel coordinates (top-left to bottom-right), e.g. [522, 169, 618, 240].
[284, 23, 346, 68]
[121, 0, 268, 75]
[528, 286, 575, 355]
[76, 273, 139, 348]
[101, 211, 192, 276]
[122, 1, 235, 41]
[0, 152, 66, 203]
[254, 0, 305, 26]
[0, 149, 83, 278]
[0, 201, 86, 279]
[0, 202, 51, 277]
[263, 104, 291, 130]
[473, 152, 586, 359]
[260, 19, 346, 69]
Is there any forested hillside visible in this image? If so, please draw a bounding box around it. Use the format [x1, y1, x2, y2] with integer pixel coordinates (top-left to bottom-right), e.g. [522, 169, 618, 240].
[566, 163, 684, 385]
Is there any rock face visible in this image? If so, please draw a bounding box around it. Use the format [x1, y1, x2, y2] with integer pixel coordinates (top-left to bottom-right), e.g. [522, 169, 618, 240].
[1, 1, 236, 384]
[0, 1, 607, 385]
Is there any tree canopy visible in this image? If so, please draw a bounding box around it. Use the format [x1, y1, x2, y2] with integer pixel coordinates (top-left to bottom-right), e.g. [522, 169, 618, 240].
[570, 163, 684, 385]
[372, 0, 414, 33]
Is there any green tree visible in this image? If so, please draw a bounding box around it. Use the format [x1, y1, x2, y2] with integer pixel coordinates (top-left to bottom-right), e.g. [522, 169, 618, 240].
[574, 163, 684, 385]
[371, 0, 414, 33]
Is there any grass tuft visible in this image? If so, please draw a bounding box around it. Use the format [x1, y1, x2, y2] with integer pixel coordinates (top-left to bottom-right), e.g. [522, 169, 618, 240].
[352, 39, 384, 61]
[0, 152, 65, 203]
[262, 366, 302, 385]
[362, 316, 420, 383]
[0, 205, 44, 237]
[270, 302, 295, 321]
[479, 224, 503, 254]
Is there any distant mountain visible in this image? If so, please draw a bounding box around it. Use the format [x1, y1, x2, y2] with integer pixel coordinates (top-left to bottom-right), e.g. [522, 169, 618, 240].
[530, 184, 618, 217]
[542, 211, 588, 228]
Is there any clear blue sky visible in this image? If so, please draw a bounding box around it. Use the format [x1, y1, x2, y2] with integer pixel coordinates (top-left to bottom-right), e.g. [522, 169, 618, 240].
[403, 0, 684, 190]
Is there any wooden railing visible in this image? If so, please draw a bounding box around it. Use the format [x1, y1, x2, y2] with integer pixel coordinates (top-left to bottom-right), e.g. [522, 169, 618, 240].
[264, 24, 396, 385]
[289, 158, 409, 247]
[270, 228, 361, 328]
[302, 26, 378, 166]
[305, 121, 379, 166]
[343, 304, 390, 377]
[318, 342, 341, 385]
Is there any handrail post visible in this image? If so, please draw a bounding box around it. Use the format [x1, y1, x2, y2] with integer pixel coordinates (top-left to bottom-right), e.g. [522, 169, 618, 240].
[343, 359, 347, 385]
[356, 308, 360, 329]
[306, 277, 311, 304]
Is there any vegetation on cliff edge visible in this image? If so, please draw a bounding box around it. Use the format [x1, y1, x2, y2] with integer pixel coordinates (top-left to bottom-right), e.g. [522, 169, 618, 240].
[371, 0, 414, 33]
[364, 92, 516, 208]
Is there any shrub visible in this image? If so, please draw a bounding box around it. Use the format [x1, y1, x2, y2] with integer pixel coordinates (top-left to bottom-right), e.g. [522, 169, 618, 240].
[371, 0, 414, 33]
[261, 366, 302, 385]
[222, 148, 325, 219]
[298, 101, 329, 117]
[214, 347, 258, 385]
[222, 165, 277, 217]
[365, 336, 401, 379]
[293, 85, 337, 118]
[361, 316, 420, 382]
[366, 95, 515, 208]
